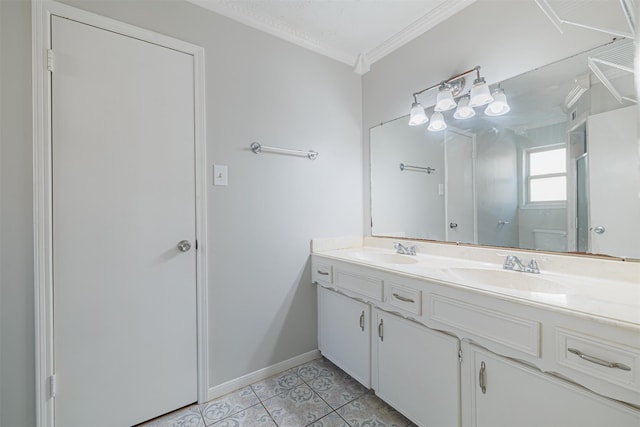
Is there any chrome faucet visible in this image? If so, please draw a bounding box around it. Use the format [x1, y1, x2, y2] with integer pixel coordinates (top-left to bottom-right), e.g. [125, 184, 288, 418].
[526, 258, 540, 274]
[394, 242, 416, 255]
[503, 255, 540, 274]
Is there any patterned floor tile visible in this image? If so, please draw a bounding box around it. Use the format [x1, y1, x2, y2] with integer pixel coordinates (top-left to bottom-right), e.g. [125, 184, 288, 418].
[251, 370, 303, 401]
[308, 369, 368, 410]
[293, 357, 341, 382]
[200, 386, 260, 425]
[306, 412, 351, 427]
[262, 384, 332, 427]
[337, 392, 411, 427]
[140, 405, 205, 427]
[210, 403, 276, 427]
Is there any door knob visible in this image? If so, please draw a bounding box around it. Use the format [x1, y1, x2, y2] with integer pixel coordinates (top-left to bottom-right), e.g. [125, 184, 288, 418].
[592, 226, 605, 234]
[449, 222, 458, 229]
[177, 240, 192, 252]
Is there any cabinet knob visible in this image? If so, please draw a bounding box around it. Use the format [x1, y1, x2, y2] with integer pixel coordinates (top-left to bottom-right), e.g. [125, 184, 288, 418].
[359, 311, 365, 332]
[378, 319, 384, 342]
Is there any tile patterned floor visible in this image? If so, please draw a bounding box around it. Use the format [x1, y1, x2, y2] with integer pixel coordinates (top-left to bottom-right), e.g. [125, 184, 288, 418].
[141, 357, 417, 427]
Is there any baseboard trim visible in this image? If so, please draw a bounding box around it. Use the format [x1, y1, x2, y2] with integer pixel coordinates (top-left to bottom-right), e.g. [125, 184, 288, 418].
[206, 349, 321, 402]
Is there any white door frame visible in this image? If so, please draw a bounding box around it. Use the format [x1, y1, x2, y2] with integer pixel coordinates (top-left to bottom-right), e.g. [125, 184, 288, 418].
[32, 2, 209, 426]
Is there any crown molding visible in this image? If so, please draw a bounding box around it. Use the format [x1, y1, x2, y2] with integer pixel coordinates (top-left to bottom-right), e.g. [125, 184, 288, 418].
[185, 0, 354, 65]
[185, 0, 476, 74]
[353, 53, 371, 75]
[366, 0, 477, 64]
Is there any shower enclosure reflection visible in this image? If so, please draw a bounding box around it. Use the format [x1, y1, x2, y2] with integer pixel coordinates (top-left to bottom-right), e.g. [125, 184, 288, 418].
[369, 39, 639, 259]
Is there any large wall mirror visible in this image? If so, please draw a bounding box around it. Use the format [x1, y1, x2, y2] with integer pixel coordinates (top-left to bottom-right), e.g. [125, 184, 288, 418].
[370, 38, 639, 260]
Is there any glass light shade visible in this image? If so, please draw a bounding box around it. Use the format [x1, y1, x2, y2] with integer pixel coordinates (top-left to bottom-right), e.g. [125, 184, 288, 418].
[427, 112, 447, 131]
[469, 77, 494, 107]
[408, 102, 428, 125]
[484, 88, 511, 116]
[453, 95, 476, 119]
[434, 87, 457, 112]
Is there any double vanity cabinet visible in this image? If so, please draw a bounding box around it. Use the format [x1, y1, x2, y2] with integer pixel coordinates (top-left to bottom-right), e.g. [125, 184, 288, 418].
[312, 247, 640, 426]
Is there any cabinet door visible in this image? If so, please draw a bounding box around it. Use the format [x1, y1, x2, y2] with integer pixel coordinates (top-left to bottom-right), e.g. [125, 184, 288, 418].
[461, 342, 640, 427]
[318, 287, 371, 387]
[374, 309, 460, 426]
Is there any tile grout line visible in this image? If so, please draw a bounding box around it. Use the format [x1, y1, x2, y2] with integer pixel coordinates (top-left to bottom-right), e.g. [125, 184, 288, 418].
[297, 367, 364, 427]
[259, 401, 279, 426]
[249, 384, 280, 426]
[259, 369, 351, 427]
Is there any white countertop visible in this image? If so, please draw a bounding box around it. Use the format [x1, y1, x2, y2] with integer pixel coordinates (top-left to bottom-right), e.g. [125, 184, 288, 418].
[312, 239, 640, 330]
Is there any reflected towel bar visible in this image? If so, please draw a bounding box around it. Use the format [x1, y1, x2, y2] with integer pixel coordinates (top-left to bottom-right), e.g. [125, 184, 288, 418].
[400, 163, 435, 174]
[250, 142, 318, 160]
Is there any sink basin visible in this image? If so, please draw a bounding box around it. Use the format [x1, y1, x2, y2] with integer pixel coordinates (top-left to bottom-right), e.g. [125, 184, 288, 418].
[352, 252, 419, 265]
[444, 267, 566, 294]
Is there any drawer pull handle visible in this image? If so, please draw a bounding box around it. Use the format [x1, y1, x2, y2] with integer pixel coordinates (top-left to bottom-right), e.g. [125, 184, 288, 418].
[317, 270, 329, 276]
[568, 348, 631, 371]
[378, 319, 384, 342]
[479, 361, 487, 394]
[359, 311, 365, 332]
[392, 293, 415, 303]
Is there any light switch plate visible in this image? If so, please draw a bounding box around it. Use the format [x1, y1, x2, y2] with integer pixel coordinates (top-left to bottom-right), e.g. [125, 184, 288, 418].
[213, 165, 228, 186]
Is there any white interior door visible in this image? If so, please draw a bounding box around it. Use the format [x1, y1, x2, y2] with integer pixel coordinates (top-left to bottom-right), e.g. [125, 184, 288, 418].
[587, 105, 639, 258]
[52, 16, 197, 426]
[445, 129, 476, 244]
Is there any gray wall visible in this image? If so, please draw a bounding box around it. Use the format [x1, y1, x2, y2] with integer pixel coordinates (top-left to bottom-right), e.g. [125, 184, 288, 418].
[362, 0, 615, 235]
[370, 121, 445, 239]
[0, 0, 362, 425]
[1, 1, 34, 426]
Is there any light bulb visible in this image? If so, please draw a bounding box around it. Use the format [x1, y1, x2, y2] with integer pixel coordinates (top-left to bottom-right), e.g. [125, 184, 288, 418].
[434, 86, 457, 112]
[427, 112, 447, 131]
[408, 102, 428, 125]
[453, 95, 476, 120]
[469, 77, 493, 107]
[484, 88, 511, 116]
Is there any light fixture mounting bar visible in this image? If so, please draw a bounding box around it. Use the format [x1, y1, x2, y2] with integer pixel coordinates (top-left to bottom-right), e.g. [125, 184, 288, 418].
[412, 66, 481, 99]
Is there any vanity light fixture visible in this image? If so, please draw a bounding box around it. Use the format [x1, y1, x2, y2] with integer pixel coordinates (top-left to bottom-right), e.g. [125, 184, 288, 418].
[484, 87, 511, 116]
[453, 94, 476, 119]
[408, 96, 429, 125]
[428, 112, 447, 132]
[434, 84, 457, 112]
[408, 65, 501, 130]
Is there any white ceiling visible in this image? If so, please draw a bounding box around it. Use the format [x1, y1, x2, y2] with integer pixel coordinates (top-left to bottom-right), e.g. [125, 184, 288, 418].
[186, 0, 476, 74]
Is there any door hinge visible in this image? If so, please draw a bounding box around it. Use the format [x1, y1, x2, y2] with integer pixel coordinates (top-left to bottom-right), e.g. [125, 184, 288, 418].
[458, 349, 463, 363]
[47, 49, 54, 72]
[50, 374, 57, 398]
[195, 240, 198, 250]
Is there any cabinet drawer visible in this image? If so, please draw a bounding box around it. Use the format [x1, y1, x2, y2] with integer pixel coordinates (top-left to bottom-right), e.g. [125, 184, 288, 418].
[428, 294, 540, 357]
[335, 268, 383, 301]
[555, 328, 639, 394]
[312, 260, 333, 284]
[385, 282, 422, 315]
